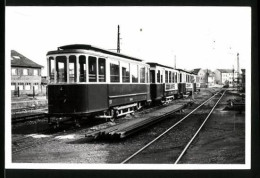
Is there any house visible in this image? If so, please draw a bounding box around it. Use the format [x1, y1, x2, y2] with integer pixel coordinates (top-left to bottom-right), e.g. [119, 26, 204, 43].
[11, 50, 44, 96]
[190, 68, 210, 87]
[214, 69, 237, 86]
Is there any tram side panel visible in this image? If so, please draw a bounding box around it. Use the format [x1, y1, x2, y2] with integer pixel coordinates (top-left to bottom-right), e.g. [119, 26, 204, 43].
[150, 83, 164, 101]
[108, 84, 150, 107]
[48, 84, 109, 115]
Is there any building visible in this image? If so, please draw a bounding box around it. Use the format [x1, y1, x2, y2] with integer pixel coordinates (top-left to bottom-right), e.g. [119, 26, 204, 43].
[214, 69, 237, 86]
[241, 69, 246, 92]
[208, 72, 215, 87]
[191, 68, 210, 88]
[11, 50, 43, 96]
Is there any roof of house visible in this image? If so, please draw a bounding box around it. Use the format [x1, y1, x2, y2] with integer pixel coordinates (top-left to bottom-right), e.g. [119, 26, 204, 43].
[190, 68, 201, 75]
[11, 50, 43, 68]
[216, 69, 233, 73]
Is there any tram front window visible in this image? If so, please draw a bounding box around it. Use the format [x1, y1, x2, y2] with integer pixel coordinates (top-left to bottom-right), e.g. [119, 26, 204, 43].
[49, 57, 54, 83]
[79, 55, 86, 82]
[56, 56, 67, 83]
[69, 55, 76, 83]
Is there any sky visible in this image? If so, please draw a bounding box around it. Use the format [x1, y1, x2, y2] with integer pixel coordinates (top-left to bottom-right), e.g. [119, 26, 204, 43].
[6, 6, 251, 76]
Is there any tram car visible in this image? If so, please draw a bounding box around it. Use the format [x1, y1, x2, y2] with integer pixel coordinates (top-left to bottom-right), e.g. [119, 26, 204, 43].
[177, 69, 196, 96]
[46, 44, 151, 122]
[148, 63, 180, 102]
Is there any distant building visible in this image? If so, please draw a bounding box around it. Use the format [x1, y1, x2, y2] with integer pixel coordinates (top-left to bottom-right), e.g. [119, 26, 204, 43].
[191, 68, 210, 87]
[11, 50, 44, 96]
[208, 72, 215, 86]
[214, 69, 237, 86]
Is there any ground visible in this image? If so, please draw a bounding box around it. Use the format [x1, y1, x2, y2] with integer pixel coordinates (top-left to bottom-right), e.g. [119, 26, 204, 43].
[11, 88, 246, 167]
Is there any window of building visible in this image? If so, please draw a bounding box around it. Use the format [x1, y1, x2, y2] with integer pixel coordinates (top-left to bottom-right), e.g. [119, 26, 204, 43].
[79, 55, 86, 82]
[121, 62, 130, 83]
[11, 68, 17, 75]
[25, 83, 31, 90]
[69, 55, 76, 83]
[165, 71, 168, 83]
[18, 83, 24, 90]
[56, 56, 67, 83]
[110, 60, 120, 83]
[11, 83, 15, 90]
[98, 58, 106, 82]
[34, 83, 39, 90]
[23, 69, 28, 75]
[157, 70, 161, 83]
[88, 56, 97, 82]
[140, 67, 145, 83]
[131, 64, 138, 83]
[33, 69, 39, 76]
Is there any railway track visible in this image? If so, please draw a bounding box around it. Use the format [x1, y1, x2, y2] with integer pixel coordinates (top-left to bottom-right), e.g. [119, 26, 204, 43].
[120, 89, 226, 164]
[12, 113, 47, 123]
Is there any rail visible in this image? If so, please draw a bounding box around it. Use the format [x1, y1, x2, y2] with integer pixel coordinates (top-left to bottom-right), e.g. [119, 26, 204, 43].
[120, 89, 225, 164]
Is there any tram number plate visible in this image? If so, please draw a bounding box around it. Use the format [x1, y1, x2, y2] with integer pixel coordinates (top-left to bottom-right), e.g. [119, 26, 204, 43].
[129, 98, 133, 101]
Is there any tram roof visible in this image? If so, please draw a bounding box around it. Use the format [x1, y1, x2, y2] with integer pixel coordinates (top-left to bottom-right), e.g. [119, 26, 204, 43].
[47, 44, 144, 62]
[147, 62, 176, 70]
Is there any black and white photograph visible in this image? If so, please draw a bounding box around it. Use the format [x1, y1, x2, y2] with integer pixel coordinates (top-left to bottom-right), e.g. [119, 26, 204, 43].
[5, 6, 251, 170]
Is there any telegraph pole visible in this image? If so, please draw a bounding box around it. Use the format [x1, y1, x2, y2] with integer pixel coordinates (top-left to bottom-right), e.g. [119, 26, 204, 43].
[174, 55, 176, 69]
[117, 25, 120, 53]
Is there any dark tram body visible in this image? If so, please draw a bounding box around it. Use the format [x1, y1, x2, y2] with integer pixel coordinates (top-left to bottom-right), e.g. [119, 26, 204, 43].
[148, 63, 180, 102]
[47, 44, 150, 121]
[46, 44, 198, 123]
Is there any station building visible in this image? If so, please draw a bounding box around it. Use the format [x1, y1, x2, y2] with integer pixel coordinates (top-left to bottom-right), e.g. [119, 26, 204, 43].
[11, 50, 44, 96]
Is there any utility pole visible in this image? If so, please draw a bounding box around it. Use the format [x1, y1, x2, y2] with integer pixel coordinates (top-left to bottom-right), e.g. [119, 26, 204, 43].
[117, 25, 120, 53]
[236, 53, 240, 89]
[174, 55, 176, 69]
[232, 65, 235, 88]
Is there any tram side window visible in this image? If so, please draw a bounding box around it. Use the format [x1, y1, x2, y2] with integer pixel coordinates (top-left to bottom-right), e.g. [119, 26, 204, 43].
[98, 58, 106, 82]
[180, 73, 182, 83]
[131, 64, 138, 83]
[165, 71, 168, 83]
[146, 67, 149, 83]
[150, 70, 155, 83]
[157, 70, 160, 83]
[175, 73, 177, 83]
[140, 67, 145, 83]
[88, 56, 97, 82]
[121, 62, 130, 83]
[56, 56, 67, 83]
[49, 57, 54, 83]
[69, 55, 76, 83]
[79, 55, 86, 82]
[110, 60, 120, 82]
[169, 71, 172, 83]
